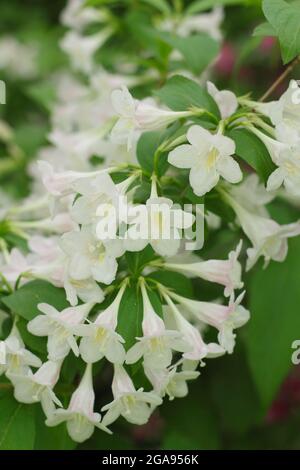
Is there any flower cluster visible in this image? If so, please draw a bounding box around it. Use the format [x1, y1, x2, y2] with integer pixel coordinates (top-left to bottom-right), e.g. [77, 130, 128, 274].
[1, 0, 300, 445]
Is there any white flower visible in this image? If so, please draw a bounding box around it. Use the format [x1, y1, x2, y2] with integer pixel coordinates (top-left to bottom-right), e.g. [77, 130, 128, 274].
[171, 291, 250, 354]
[160, 7, 223, 41]
[164, 240, 243, 297]
[76, 283, 127, 364]
[249, 127, 288, 165]
[225, 191, 300, 270]
[60, 30, 112, 74]
[101, 365, 162, 426]
[145, 366, 199, 400]
[61, 0, 107, 31]
[27, 302, 95, 361]
[64, 275, 104, 307]
[46, 363, 111, 442]
[251, 80, 300, 131]
[38, 161, 108, 199]
[60, 225, 124, 285]
[0, 248, 31, 284]
[111, 86, 192, 150]
[267, 146, 300, 197]
[126, 282, 188, 370]
[230, 174, 274, 216]
[71, 172, 131, 227]
[163, 293, 225, 363]
[0, 36, 38, 79]
[9, 360, 62, 417]
[0, 325, 41, 376]
[207, 81, 238, 119]
[124, 178, 194, 257]
[168, 125, 242, 196]
[48, 128, 107, 165]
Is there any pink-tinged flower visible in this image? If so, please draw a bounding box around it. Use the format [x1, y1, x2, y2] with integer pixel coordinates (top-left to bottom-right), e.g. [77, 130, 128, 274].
[164, 240, 243, 298]
[170, 291, 250, 354]
[163, 293, 225, 362]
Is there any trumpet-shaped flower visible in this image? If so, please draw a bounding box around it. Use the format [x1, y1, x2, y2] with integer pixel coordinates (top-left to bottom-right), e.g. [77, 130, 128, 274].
[46, 363, 111, 442]
[163, 293, 225, 363]
[101, 365, 162, 426]
[168, 125, 242, 196]
[38, 160, 108, 199]
[164, 240, 243, 297]
[230, 174, 274, 216]
[171, 291, 250, 354]
[0, 325, 41, 376]
[225, 192, 300, 270]
[76, 283, 127, 364]
[110, 86, 192, 150]
[126, 283, 188, 370]
[145, 365, 200, 400]
[267, 146, 300, 197]
[9, 360, 62, 417]
[27, 302, 95, 361]
[249, 80, 300, 132]
[249, 127, 288, 165]
[64, 275, 104, 307]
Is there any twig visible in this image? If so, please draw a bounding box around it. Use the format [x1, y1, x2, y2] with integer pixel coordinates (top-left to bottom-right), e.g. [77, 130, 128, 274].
[259, 56, 300, 102]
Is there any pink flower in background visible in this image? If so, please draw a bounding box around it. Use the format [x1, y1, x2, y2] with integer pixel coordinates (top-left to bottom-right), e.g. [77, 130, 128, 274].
[260, 37, 276, 54]
[215, 42, 235, 77]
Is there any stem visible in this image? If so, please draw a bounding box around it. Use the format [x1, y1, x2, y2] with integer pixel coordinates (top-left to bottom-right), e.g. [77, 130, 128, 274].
[259, 55, 300, 102]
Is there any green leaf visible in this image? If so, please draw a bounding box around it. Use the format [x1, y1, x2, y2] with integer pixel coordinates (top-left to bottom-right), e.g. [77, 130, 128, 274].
[116, 283, 143, 350]
[262, 0, 300, 64]
[160, 33, 220, 75]
[0, 392, 35, 450]
[140, 0, 171, 14]
[253, 21, 276, 37]
[161, 382, 220, 450]
[78, 428, 135, 450]
[16, 317, 47, 355]
[147, 270, 194, 298]
[2, 280, 69, 321]
[244, 237, 300, 407]
[187, 0, 250, 14]
[208, 341, 264, 434]
[125, 246, 157, 275]
[34, 406, 76, 450]
[155, 75, 220, 117]
[136, 130, 169, 175]
[26, 81, 56, 112]
[227, 128, 276, 183]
